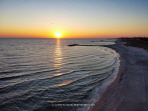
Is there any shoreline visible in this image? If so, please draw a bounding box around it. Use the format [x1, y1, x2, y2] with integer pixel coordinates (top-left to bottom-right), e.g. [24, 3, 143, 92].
[90, 39, 124, 111]
[90, 38, 148, 111]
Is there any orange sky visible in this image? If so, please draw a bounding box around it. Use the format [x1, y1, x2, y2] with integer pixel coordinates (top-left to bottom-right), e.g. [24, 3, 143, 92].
[0, 1, 148, 38]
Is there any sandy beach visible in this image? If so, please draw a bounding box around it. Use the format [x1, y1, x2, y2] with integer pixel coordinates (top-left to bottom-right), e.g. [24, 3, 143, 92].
[91, 39, 148, 111]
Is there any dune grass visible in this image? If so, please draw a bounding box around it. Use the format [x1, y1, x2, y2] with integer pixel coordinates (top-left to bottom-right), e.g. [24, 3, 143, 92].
[121, 37, 148, 51]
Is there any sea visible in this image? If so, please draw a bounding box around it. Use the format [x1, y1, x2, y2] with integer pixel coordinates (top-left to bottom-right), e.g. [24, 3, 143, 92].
[0, 38, 119, 111]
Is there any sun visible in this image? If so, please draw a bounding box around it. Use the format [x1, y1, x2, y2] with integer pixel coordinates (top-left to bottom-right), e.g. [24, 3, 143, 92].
[55, 32, 62, 38]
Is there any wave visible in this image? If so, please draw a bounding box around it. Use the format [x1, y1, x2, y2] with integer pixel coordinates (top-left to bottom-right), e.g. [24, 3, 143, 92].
[0, 69, 57, 81]
[0, 70, 77, 93]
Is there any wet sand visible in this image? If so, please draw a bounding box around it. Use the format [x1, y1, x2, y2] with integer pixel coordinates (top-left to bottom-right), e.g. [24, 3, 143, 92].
[91, 39, 148, 111]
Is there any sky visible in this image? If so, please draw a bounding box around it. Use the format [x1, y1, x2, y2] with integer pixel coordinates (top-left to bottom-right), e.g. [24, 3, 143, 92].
[0, 0, 148, 38]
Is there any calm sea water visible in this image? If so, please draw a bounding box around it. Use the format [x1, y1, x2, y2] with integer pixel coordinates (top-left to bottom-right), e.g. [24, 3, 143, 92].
[0, 38, 119, 111]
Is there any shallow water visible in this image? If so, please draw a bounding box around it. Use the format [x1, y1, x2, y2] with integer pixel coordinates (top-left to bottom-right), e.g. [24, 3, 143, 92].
[0, 38, 119, 111]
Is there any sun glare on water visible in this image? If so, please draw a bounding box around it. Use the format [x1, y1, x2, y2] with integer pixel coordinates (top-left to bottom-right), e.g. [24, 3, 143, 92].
[55, 32, 62, 38]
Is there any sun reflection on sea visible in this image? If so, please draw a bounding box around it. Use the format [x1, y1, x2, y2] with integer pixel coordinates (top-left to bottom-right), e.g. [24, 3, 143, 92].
[54, 79, 78, 87]
[54, 39, 63, 70]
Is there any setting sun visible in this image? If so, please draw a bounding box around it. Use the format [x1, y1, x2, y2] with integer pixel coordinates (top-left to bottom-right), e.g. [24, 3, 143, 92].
[55, 32, 62, 38]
